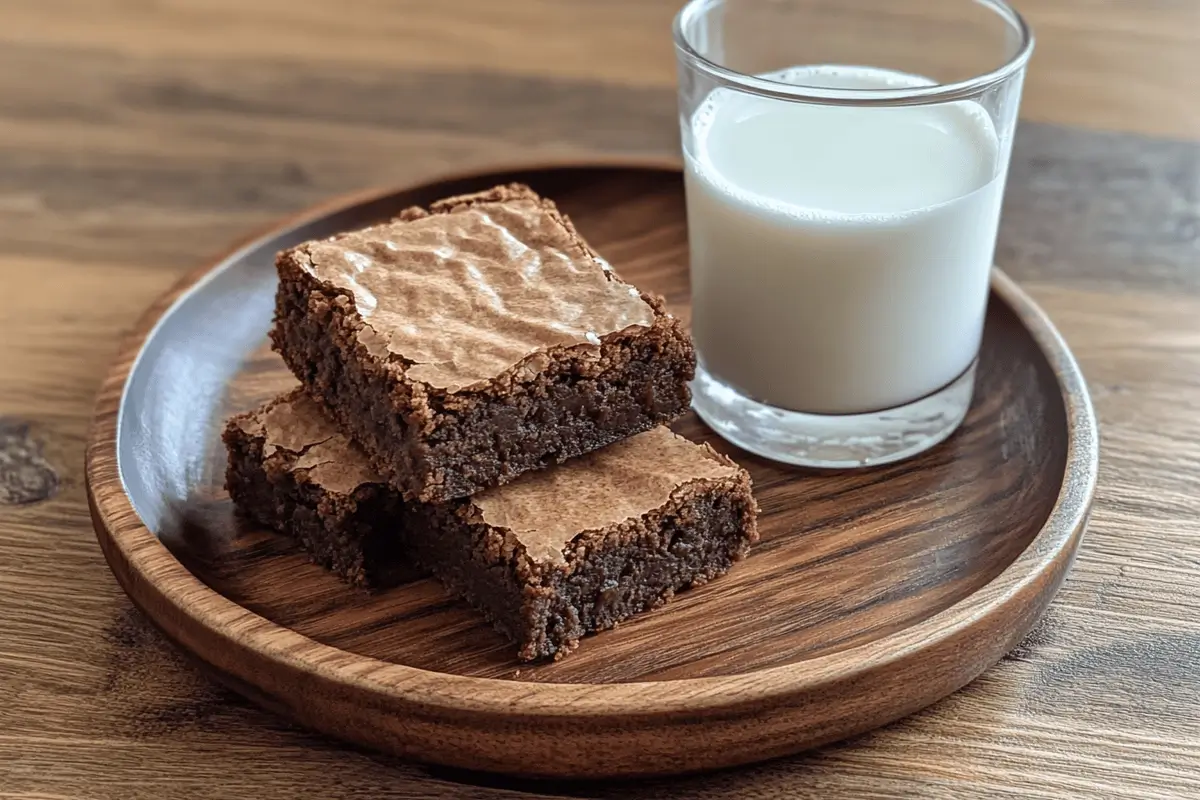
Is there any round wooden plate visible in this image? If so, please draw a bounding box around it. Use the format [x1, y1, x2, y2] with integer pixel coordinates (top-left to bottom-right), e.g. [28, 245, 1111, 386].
[86, 162, 1098, 779]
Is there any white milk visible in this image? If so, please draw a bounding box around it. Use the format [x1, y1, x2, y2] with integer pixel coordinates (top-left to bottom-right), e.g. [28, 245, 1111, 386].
[684, 65, 1006, 415]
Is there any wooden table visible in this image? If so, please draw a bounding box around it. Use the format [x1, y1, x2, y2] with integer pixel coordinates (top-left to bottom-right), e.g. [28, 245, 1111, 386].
[2, 1, 1198, 797]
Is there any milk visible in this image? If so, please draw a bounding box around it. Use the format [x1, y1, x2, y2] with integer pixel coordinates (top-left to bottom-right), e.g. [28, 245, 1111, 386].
[684, 65, 1006, 415]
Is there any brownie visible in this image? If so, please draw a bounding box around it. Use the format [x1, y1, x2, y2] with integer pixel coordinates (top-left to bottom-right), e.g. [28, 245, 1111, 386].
[223, 390, 758, 661]
[221, 392, 409, 588]
[271, 183, 696, 503]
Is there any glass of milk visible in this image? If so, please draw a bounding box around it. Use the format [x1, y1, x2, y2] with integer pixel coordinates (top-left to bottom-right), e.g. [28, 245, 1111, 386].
[674, 0, 1033, 467]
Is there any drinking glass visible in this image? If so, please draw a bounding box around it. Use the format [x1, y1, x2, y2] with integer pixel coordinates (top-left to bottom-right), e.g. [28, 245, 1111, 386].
[674, 0, 1033, 467]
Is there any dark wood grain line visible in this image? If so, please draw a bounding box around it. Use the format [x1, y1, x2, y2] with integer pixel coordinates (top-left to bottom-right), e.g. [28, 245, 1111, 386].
[0, 43, 676, 146]
[1000, 123, 1200, 291]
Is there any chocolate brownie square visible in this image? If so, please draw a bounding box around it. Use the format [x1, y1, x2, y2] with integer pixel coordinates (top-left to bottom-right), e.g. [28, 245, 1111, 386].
[223, 389, 758, 661]
[271, 183, 695, 503]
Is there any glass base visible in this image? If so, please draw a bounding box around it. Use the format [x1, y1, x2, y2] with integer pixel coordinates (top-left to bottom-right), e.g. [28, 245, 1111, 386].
[691, 361, 977, 468]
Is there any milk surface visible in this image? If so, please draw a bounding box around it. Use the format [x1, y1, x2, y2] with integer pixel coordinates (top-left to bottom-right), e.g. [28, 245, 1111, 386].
[684, 65, 1005, 414]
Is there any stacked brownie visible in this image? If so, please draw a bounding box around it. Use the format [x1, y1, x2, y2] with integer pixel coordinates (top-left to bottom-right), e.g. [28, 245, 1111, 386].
[224, 183, 758, 661]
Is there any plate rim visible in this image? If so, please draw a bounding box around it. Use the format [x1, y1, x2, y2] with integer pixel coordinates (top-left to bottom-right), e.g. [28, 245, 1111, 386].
[85, 159, 1099, 771]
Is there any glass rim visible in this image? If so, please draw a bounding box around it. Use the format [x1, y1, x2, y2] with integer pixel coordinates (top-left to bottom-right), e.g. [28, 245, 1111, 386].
[672, 0, 1034, 107]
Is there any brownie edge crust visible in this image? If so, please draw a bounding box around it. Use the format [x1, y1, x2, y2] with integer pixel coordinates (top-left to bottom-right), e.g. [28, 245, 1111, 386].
[271, 183, 696, 503]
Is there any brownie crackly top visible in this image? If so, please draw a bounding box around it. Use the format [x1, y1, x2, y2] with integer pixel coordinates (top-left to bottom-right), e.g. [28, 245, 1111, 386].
[250, 391, 743, 565]
[470, 429, 741, 565]
[293, 184, 658, 393]
[235, 393, 377, 495]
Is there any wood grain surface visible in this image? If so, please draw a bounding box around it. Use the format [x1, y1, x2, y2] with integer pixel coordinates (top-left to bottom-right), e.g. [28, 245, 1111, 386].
[1, 0, 1198, 797]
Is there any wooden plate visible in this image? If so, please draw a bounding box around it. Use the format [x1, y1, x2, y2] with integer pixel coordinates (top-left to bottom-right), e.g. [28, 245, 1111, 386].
[86, 162, 1098, 779]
